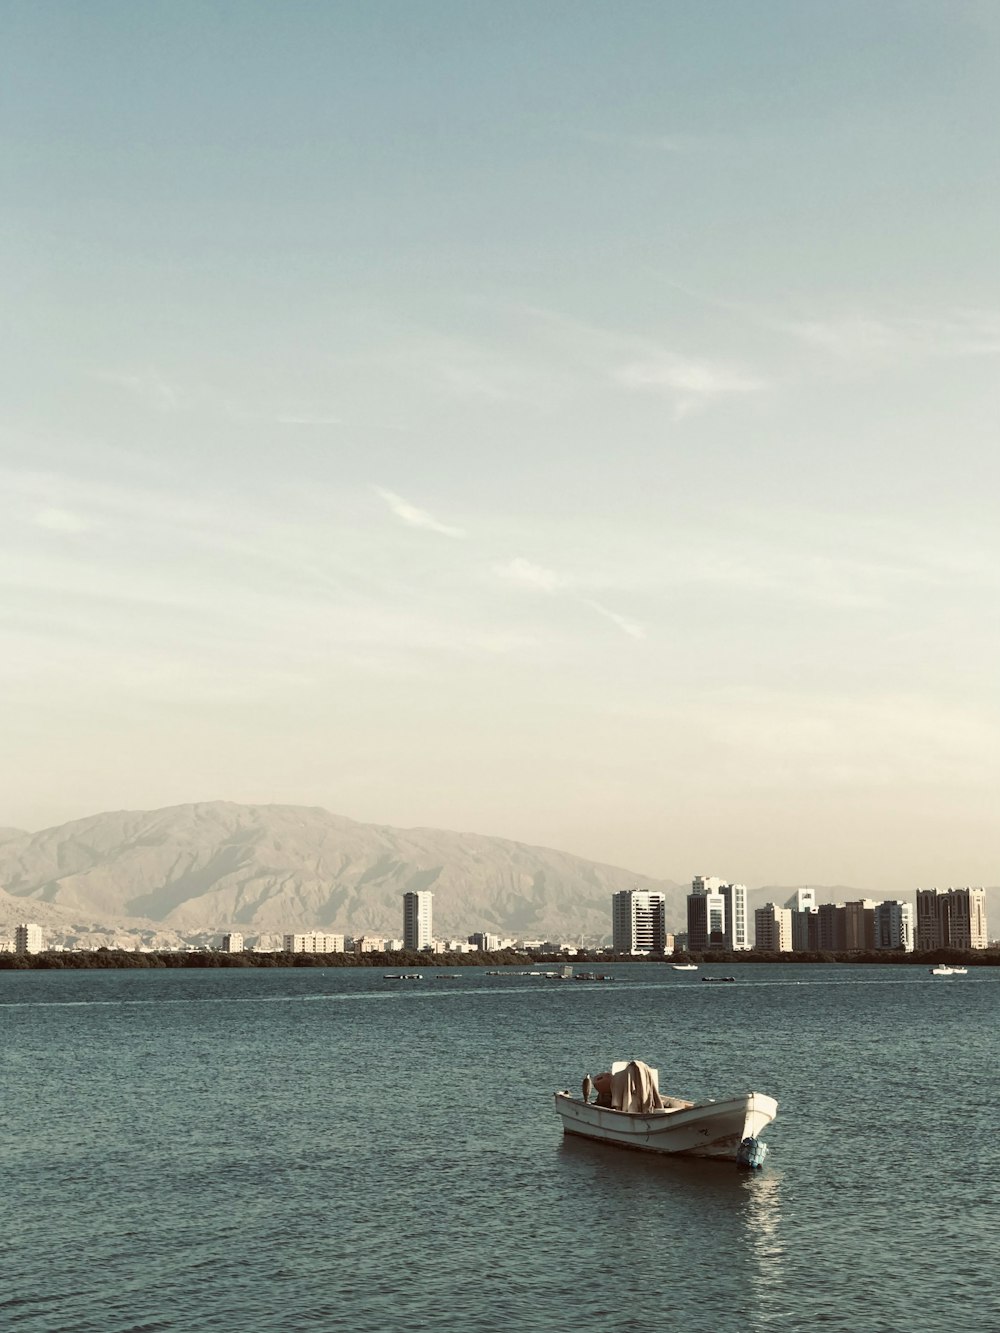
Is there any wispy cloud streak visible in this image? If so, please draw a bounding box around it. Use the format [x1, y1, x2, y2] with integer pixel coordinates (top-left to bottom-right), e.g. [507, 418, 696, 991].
[374, 488, 467, 539]
[496, 557, 645, 640]
[615, 353, 765, 419]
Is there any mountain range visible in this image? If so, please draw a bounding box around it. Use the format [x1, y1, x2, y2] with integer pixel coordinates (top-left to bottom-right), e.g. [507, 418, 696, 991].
[0, 801, 683, 949]
[0, 802, 991, 951]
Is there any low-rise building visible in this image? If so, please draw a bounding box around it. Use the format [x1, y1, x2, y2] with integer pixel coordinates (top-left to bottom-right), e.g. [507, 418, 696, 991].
[469, 932, 500, 952]
[283, 932, 345, 954]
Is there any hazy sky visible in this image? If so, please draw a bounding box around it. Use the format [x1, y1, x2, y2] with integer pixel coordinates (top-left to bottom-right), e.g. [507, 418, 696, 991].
[4, 3, 999, 890]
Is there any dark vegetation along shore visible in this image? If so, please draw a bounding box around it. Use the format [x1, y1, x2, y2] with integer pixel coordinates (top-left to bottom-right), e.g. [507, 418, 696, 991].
[1, 947, 998, 970]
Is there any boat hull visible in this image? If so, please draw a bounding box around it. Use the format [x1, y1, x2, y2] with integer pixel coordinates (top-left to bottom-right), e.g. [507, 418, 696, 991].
[553, 1090, 777, 1161]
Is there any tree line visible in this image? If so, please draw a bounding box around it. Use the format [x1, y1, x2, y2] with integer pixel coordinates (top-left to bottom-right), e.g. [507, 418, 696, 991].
[0, 945, 996, 970]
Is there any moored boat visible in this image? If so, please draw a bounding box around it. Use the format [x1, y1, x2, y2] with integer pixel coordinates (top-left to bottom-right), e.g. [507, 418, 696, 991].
[554, 1059, 777, 1166]
[672, 963, 698, 971]
[929, 965, 954, 976]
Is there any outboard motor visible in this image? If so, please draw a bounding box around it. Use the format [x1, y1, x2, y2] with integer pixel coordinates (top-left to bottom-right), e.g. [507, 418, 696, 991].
[736, 1136, 768, 1170]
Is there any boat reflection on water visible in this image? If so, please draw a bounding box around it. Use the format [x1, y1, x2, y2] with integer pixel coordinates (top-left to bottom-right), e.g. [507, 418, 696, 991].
[744, 1170, 790, 1322]
[557, 1131, 762, 1195]
[558, 1131, 791, 1323]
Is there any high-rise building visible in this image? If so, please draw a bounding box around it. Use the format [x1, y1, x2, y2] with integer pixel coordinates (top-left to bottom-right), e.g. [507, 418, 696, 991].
[611, 890, 667, 954]
[721, 882, 750, 951]
[915, 887, 988, 951]
[403, 891, 433, 951]
[221, 932, 244, 953]
[754, 904, 792, 952]
[785, 887, 817, 913]
[15, 923, 44, 955]
[874, 901, 914, 952]
[843, 900, 878, 951]
[687, 879, 726, 952]
[816, 903, 846, 952]
[791, 908, 818, 952]
[687, 877, 748, 951]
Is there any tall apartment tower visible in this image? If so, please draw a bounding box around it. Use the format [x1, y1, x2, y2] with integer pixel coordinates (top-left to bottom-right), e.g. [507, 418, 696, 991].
[874, 901, 914, 952]
[721, 882, 750, 951]
[843, 900, 878, 951]
[687, 877, 749, 951]
[785, 887, 817, 913]
[791, 908, 818, 952]
[754, 904, 792, 952]
[15, 923, 44, 955]
[687, 879, 726, 952]
[915, 887, 988, 951]
[403, 891, 433, 951]
[611, 890, 666, 955]
[816, 903, 846, 952]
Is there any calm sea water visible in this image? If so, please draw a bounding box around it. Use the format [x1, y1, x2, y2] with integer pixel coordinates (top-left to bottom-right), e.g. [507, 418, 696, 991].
[2, 963, 998, 1333]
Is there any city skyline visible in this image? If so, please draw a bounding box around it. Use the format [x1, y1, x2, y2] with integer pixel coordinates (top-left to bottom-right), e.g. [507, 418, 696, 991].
[5, 5, 1000, 892]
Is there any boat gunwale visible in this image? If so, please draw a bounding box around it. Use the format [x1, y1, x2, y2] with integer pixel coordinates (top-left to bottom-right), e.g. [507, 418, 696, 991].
[553, 1089, 776, 1123]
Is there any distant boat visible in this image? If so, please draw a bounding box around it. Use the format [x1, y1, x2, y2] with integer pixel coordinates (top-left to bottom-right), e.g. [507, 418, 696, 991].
[383, 973, 423, 980]
[702, 976, 736, 983]
[554, 1058, 776, 1165]
[672, 964, 698, 972]
[929, 964, 967, 976]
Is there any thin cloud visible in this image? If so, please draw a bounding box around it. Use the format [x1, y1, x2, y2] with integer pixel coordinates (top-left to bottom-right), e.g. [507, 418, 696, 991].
[34, 507, 93, 534]
[495, 557, 565, 592]
[97, 370, 182, 411]
[615, 353, 765, 420]
[374, 488, 466, 539]
[616, 354, 764, 396]
[578, 596, 646, 641]
[770, 308, 1000, 363]
[497, 558, 645, 641]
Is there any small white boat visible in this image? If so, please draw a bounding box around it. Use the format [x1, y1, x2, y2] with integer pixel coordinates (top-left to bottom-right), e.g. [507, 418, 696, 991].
[672, 963, 698, 971]
[554, 1060, 777, 1166]
[930, 964, 967, 976]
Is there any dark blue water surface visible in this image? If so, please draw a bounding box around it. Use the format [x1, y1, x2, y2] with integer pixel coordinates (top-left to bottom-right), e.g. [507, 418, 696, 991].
[2, 963, 998, 1333]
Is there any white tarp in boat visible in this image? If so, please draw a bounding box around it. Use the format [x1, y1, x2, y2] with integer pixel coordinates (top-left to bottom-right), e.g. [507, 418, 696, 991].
[609, 1060, 665, 1113]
